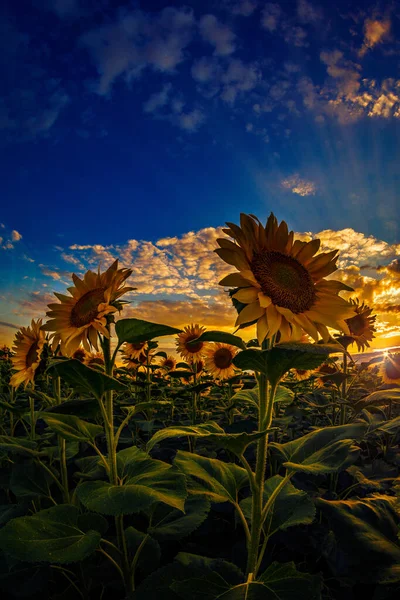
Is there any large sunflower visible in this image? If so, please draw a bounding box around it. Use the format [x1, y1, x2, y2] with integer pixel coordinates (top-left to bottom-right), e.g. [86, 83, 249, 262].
[10, 319, 46, 388]
[378, 353, 400, 384]
[216, 213, 355, 344]
[123, 341, 149, 360]
[176, 324, 207, 363]
[340, 298, 376, 352]
[42, 260, 135, 355]
[204, 343, 238, 380]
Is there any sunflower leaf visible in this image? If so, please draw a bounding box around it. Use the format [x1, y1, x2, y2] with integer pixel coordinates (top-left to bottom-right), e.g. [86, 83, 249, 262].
[187, 330, 246, 350]
[116, 318, 181, 344]
[147, 422, 272, 456]
[39, 412, 103, 442]
[47, 359, 127, 400]
[0, 504, 101, 564]
[354, 389, 400, 413]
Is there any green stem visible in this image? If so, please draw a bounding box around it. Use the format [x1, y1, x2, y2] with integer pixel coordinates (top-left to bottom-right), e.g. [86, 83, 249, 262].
[53, 376, 70, 503]
[29, 396, 36, 440]
[130, 533, 150, 591]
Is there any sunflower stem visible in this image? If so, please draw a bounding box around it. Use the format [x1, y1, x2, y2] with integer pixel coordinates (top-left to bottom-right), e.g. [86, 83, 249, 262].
[245, 338, 277, 580]
[53, 375, 70, 503]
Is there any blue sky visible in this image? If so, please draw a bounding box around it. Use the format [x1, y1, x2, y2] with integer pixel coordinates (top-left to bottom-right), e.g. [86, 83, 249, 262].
[1, 0, 400, 350]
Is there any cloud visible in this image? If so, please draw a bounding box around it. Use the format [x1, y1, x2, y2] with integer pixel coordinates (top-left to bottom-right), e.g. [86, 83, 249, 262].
[48, 0, 79, 18]
[142, 83, 206, 132]
[0, 320, 19, 330]
[261, 3, 282, 32]
[359, 19, 391, 56]
[143, 83, 173, 113]
[228, 1, 258, 17]
[199, 14, 236, 56]
[297, 0, 323, 24]
[281, 175, 316, 196]
[11, 230, 22, 241]
[81, 7, 195, 95]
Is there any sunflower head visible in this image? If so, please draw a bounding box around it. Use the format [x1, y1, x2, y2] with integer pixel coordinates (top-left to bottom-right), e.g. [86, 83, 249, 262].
[293, 369, 314, 381]
[378, 353, 400, 384]
[72, 348, 87, 363]
[176, 324, 208, 362]
[159, 355, 177, 371]
[337, 298, 376, 352]
[85, 352, 105, 368]
[42, 260, 135, 356]
[10, 319, 46, 389]
[216, 213, 355, 345]
[315, 362, 339, 387]
[204, 342, 238, 380]
[124, 341, 149, 360]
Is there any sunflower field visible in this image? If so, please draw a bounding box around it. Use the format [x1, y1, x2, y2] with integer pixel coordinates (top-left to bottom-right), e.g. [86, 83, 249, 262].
[0, 213, 399, 600]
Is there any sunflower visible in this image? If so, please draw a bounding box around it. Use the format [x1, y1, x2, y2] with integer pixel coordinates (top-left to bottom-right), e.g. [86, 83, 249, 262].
[378, 353, 400, 384]
[337, 298, 376, 352]
[204, 343, 238, 380]
[293, 369, 314, 381]
[42, 260, 135, 355]
[124, 341, 149, 360]
[159, 355, 177, 371]
[85, 352, 105, 368]
[72, 347, 87, 363]
[176, 324, 208, 363]
[216, 213, 355, 344]
[10, 319, 46, 388]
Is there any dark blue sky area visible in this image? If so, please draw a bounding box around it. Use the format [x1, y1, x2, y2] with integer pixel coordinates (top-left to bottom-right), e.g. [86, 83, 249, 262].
[1, 0, 400, 246]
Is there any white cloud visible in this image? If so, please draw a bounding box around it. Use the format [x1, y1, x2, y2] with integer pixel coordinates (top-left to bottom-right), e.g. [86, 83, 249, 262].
[199, 14, 236, 56]
[281, 174, 316, 196]
[143, 83, 173, 113]
[81, 7, 195, 95]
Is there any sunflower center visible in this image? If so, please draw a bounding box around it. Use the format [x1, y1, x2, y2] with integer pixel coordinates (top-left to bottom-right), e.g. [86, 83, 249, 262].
[185, 334, 204, 353]
[70, 288, 106, 328]
[164, 359, 175, 370]
[347, 314, 366, 336]
[251, 251, 316, 313]
[26, 342, 39, 368]
[214, 348, 233, 369]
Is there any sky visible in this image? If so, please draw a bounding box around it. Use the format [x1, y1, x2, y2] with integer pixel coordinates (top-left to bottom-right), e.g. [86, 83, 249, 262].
[1, 0, 400, 353]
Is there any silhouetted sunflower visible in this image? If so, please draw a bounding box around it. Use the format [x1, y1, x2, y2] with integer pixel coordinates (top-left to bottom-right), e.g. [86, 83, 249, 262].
[216, 213, 355, 344]
[10, 319, 46, 388]
[204, 343, 237, 380]
[124, 341, 149, 360]
[159, 355, 177, 371]
[378, 353, 400, 384]
[341, 298, 376, 352]
[42, 260, 134, 355]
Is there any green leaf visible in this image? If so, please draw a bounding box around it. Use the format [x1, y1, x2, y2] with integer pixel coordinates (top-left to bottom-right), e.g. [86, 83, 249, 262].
[149, 496, 211, 541]
[354, 389, 400, 412]
[316, 495, 400, 582]
[233, 344, 337, 386]
[377, 415, 400, 434]
[77, 447, 187, 515]
[115, 318, 181, 344]
[147, 421, 273, 456]
[44, 397, 100, 419]
[174, 450, 248, 504]
[39, 412, 103, 442]
[47, 359, 127, 400]
[188, 330, 246, 351]
[10, 461, 54, 498]
[125, 526, 161, 576]
[171, 558, 320, 599]
[258, 561, 321, 599]
[270, 423, 368, 474]
[241, 475, 315, 535]
[231, 385, 294, 409]
[0, 435, 41, 457]
[0, 504, 101, 564]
